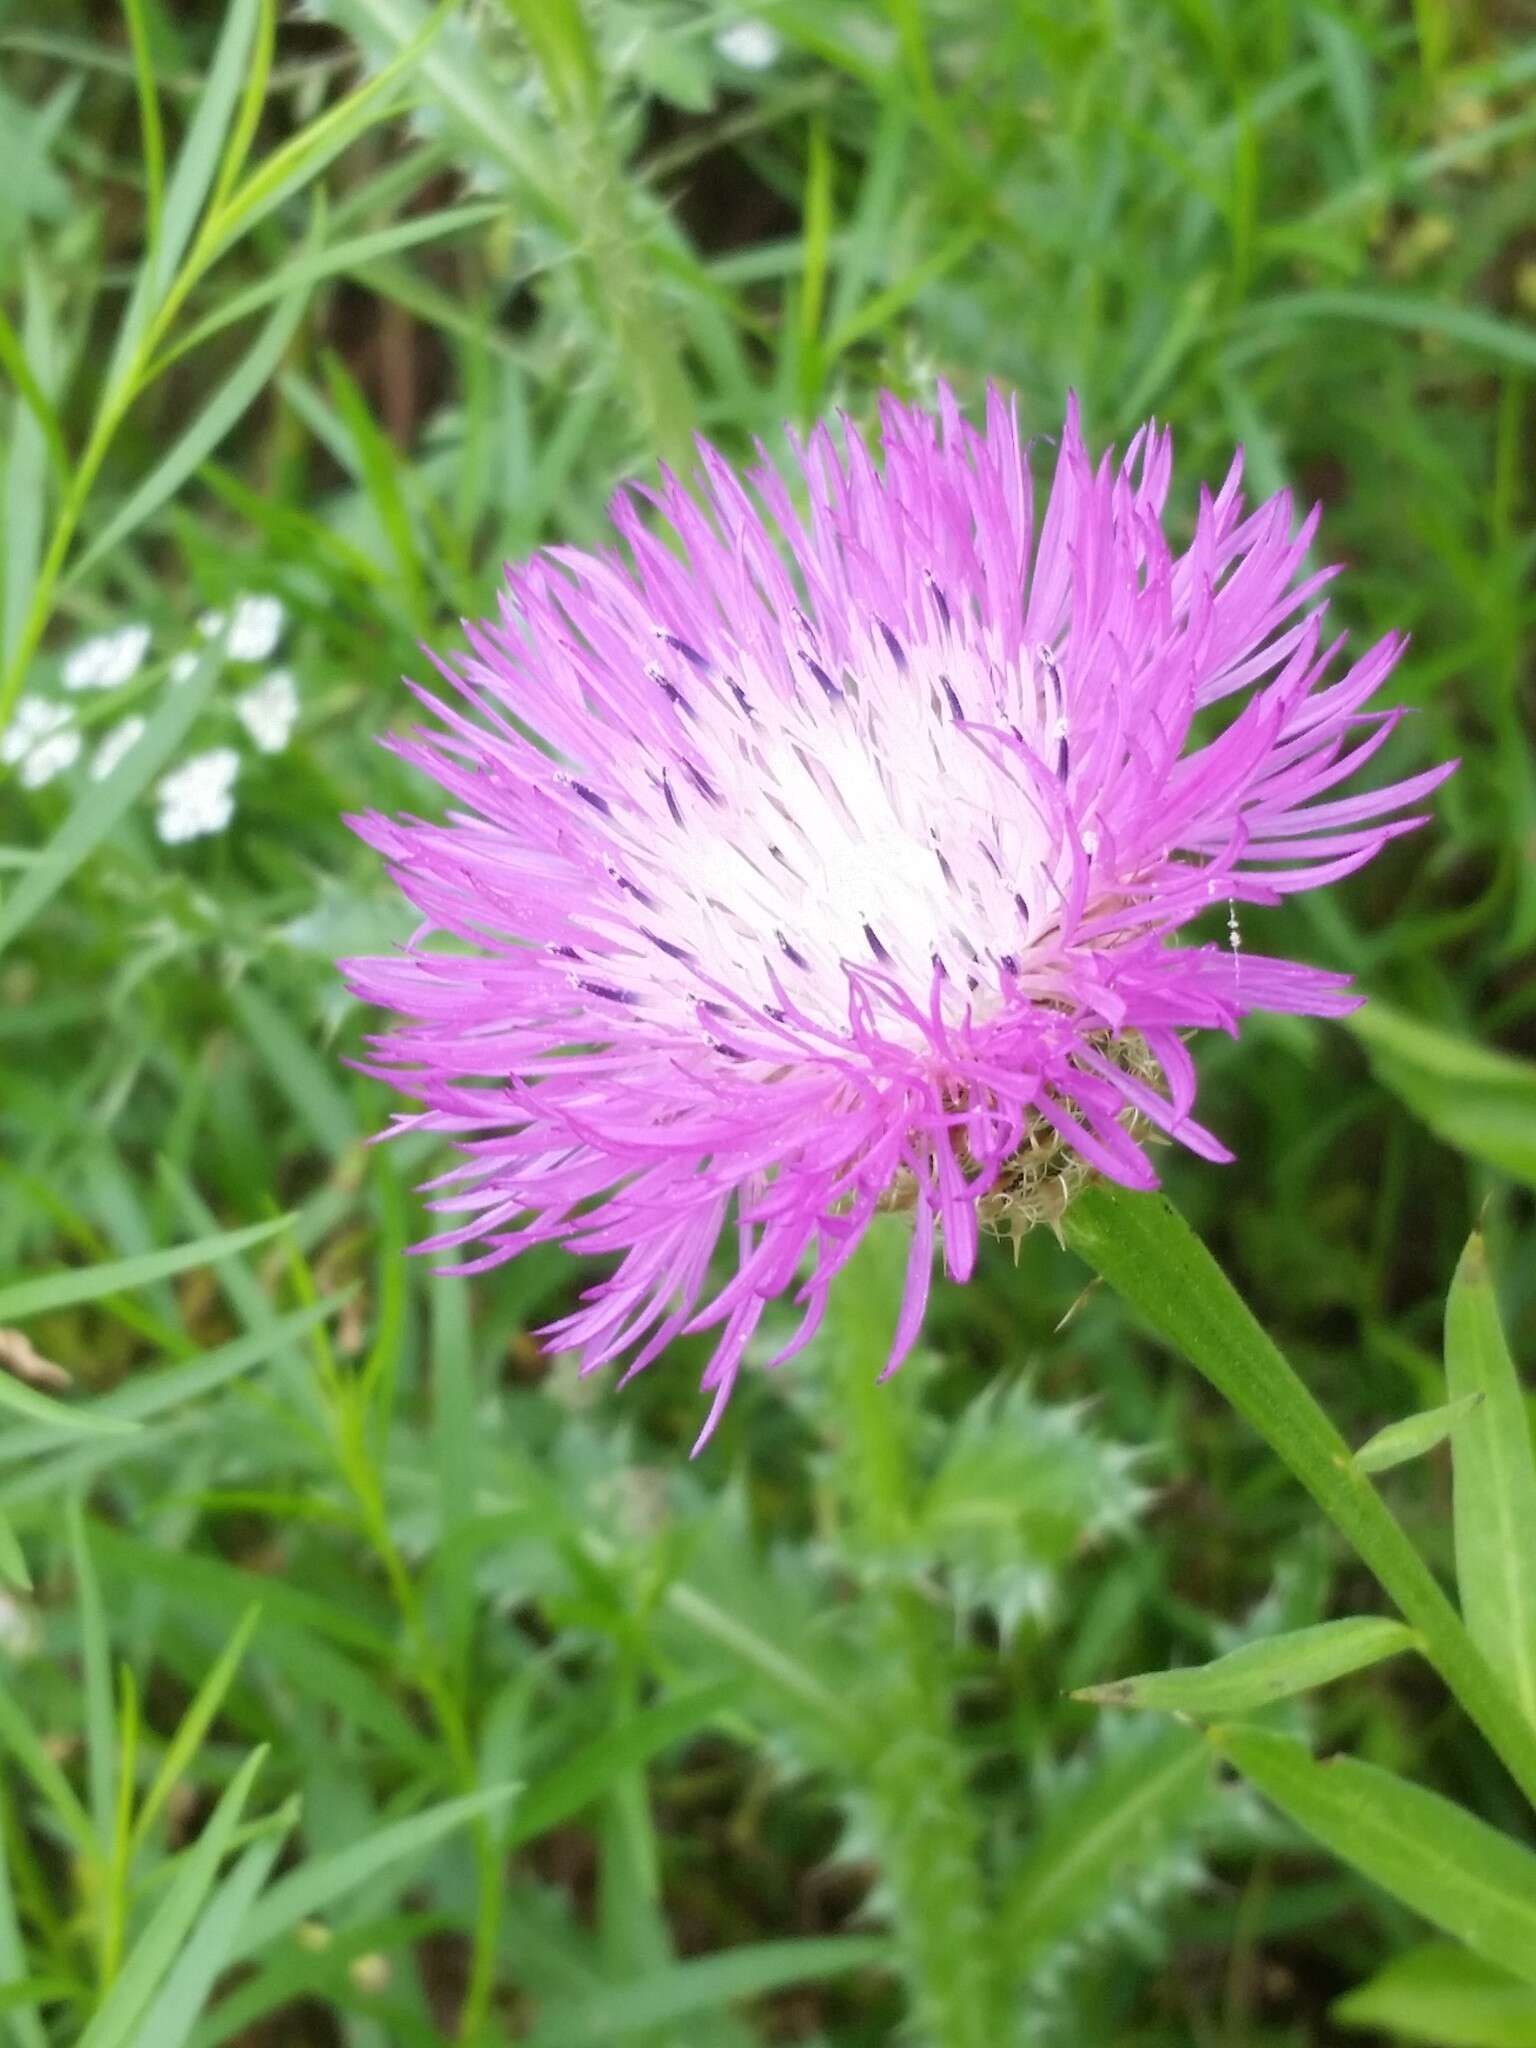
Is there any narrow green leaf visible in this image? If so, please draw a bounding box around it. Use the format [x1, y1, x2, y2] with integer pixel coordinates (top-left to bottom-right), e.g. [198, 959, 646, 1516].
[0, 1681, 93, 1853]
[1061, 1183, 1536, 1811]
[0, 1300, 342, 1479]
[152, 201, 504, 372]
[133, 1608, 261, 1853]
[0, 1217, 288, 1323]
[121, 0, 166, 258]
[205, 3, 447, 262]
[88, 1524, 395, 1662]
[67, 1499, 114, 1849]
[0, 1372, 135, 1438]
[74, 285, 308, 582]
[1212, 1725, 1536, 1990]
[1356, 1393, 1485, 1474]
[105, 0, 261, 391]
[1334, 1942, 1536, 2047]
[0, 302, 68, 487]
[320, 351, 426, 618]
[132, 1834, 285, 2048]
[0, 649, 221, 954]
[0, 1510, 30, 1591]
[1075, 1618, 1417, 1717]
[206, 0, 275, 222]
[508, 1684, 737, 1848]
[227, 982, 355, 1156]
[76, 1748, 266, 2048]
[523, 1938, 894, 2045]
[1242, 291, 1536, 372]
[1446, 1232, 1536, 1726]
[227, 1786, 516, 1962]
[2, 260, 58, 669]
[1348, 1004, 1536, 1190]
[796, 116, 833, 404]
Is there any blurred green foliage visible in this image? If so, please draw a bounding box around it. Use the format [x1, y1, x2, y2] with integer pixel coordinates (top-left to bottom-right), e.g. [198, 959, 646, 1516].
[0, 0, 1534, 2041]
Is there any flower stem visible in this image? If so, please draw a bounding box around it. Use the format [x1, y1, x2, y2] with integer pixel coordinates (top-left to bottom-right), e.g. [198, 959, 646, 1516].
[829, 1218, 1003, 2048]
[1063, 1180, 1536, 1810]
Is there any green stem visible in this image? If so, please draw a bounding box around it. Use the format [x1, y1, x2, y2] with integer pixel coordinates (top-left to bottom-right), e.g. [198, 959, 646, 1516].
[1063, 1181, 1536, 1810]
[566, 120, 695, 475]
[510, 0, 695, 475]
[830, 1218, 1003, 2048]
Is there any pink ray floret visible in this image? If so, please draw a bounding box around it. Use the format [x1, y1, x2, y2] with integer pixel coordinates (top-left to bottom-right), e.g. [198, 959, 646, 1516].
[344, 387, 1451, 1441]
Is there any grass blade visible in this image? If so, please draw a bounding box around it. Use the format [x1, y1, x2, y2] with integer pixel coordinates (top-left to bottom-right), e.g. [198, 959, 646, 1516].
[1445, 1231, 1536, 1726]
[523, 1938, 894, 2045]
[508, 1684, 737, 1849]
[66, 1499, 115, 1851]
[132, 1607, 261, 1853]
[121, 0, 166, 258]
[0, 1216, 290, 1322]
[105, 0, 261, 392]
[227, 1786, 516, 1962]
[1356, 1393, 1485, 1475]
[1062, 1183, 1536, 1809]
[75, 1748, 267, 2048]
[1213, 1725, 1536, 1989]
[0, 1374, 135, 1438]
[0, 1300, 343, 1474]
[1348, 1004, 1536, 1190]
[1333, 1942, 1536, 2045]
[0, 1682, 93, 1853]
[1074, 1618, 1418, 1718]
[2, 260, 59, 669]
[227, 982, 356, 1156]
[74, 285, 309, 582]
[132, 1835, 285, 2048]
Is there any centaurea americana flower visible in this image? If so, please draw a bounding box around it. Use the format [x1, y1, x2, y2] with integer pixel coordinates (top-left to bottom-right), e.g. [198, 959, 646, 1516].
[346, 389, 1449, 1439]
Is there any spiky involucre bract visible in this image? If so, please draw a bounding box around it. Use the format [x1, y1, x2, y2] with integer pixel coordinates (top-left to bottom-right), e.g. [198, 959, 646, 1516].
[345, 388, 1450, 1441]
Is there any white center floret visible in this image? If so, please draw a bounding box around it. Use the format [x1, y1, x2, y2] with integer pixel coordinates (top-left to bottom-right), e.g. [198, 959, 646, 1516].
[596, 626, 1074, 1039]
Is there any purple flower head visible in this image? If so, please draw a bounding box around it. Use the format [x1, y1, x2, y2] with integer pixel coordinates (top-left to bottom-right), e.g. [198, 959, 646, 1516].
[345, 388, 1450, 1443]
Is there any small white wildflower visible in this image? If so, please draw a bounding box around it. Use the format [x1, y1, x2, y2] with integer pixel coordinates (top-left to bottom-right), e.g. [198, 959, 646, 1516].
[61, 623, 152, 692]
[235, 668, 299, 754]
[168, 650, 202, 686]
[715, 18, 781, 68]
[90, 715, 148, 783]
[3, 697, 81, 786]
[197, 609, 228, 641]
[227, 592, 285, 662]
[19, 725, 82, 788]
[1, 696, 66, 766]
[156, 747, 240, 844]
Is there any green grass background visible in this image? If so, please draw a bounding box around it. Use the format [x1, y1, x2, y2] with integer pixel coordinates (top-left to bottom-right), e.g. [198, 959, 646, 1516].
[0, 0, 1534, 2041]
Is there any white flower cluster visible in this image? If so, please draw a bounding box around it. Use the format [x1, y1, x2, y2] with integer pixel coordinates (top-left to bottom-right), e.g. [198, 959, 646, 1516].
[61, 623, 152, 693]
[1, 698, 81, 788]
[2, 589, 302, 843]
[235, 668, 299, 753]
[197, 591, 285, 663]
[156, 748, 241, 844]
